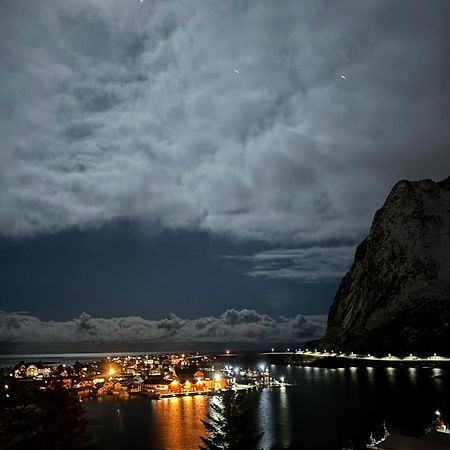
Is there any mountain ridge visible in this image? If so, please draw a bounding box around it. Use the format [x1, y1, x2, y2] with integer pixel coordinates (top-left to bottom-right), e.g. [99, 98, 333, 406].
[312, 176, 450, 354]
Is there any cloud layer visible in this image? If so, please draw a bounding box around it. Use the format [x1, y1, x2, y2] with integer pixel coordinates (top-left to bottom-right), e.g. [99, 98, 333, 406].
[0, 310, 326, 344]
[224, 245, 354, 282]
[1, 0, 449, 243]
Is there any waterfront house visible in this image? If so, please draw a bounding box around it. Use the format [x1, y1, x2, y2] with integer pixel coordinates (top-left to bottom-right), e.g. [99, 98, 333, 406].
[142, 376, 172, 394]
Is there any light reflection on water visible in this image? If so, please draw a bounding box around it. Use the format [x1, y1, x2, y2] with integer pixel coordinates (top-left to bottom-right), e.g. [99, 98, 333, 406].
[278, 386, 292, 448]
[153, 395, 208, 449]
[386, 367, 396, 387]
[408, 367, 417, 386]
[85, 366, 450, 450]
[366, 367, 375, 388]
[258, 386, 292, 449]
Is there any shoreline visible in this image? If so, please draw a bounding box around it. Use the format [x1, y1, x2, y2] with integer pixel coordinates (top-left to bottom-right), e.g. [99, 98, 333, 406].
[2, 349, 450, 369]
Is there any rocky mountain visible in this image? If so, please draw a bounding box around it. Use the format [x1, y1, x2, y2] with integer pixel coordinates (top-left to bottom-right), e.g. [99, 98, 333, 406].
[313, 177, 450, 355]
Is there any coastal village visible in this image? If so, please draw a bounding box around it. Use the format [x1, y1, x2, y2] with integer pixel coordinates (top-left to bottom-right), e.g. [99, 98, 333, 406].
[0, 353, 276, 400]
[2, 353, 450, 449]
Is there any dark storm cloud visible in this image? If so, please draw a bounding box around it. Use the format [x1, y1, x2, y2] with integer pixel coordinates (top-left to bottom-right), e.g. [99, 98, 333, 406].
[1, 0, 449, 243]
[0, 310, 326, 343]
[224, 246, 355, 282]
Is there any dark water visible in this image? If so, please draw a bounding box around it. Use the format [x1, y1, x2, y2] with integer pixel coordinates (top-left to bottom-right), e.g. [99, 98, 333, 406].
[84, 365, 450, 450]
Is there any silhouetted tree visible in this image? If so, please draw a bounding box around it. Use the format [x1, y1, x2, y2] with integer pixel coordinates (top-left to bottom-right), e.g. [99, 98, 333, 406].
[0, 381, 94, 450]
[199, 390, 263, 450]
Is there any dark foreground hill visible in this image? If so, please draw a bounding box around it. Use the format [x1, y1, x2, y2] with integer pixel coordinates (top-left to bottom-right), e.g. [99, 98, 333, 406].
[312, 177, 450, 355]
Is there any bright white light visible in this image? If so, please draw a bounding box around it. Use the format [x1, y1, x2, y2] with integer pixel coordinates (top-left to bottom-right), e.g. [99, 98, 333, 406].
[214, 374, 221, 381]
[436, 410, 441, 416]
[280, 376, 285, 383]
[234, 69, 240, 74]
[340, 74, 346, 79]
[271, 348, 274, 352]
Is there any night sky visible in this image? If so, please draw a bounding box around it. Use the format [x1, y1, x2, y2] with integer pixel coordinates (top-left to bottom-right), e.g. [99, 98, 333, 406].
[1, 0, 449, 344]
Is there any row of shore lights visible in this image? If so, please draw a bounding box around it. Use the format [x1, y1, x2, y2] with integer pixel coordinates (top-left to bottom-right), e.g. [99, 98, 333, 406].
[268, 348, 440, 358]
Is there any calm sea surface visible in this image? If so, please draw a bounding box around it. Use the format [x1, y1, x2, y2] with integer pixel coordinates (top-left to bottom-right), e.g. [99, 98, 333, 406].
[84, 365, 450, 450]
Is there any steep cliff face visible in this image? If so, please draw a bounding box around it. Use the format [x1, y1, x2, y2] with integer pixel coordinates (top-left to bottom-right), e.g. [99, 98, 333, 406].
[315, 177, 450, 354]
